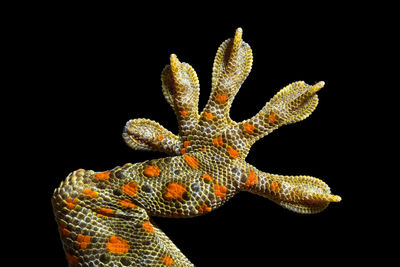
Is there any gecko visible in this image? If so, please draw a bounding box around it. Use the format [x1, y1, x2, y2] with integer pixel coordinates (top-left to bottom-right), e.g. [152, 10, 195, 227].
[52, 28, 341, 266]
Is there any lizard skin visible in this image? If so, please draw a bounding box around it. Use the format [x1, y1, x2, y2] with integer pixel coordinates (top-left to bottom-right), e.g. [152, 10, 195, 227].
[52, 28, 341, 266]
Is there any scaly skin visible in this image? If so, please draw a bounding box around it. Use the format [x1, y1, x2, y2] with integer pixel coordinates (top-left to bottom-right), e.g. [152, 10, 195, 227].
[52, 28, 341, 266]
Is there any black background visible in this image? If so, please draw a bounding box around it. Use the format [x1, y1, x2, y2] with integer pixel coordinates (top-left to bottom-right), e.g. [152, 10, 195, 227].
[15, 4, 382, 266]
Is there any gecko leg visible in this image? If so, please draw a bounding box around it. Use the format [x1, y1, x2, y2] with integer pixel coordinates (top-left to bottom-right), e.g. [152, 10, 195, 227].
[240, 165, 341, 214]
[201, 27, 253, 127]
[52, 169, 194, 266]
[161, 54, 200, 138]
[223, 80, 324, 158]
[123, 118, 182, 155]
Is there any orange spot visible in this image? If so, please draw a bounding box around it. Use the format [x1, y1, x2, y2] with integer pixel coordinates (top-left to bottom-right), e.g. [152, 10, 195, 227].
[95, 171, 110, 181]
[181, 109, 187, 117]
[83, 188, 98, 198]
[83, 188, 91, 195]
[198, 203, 211, 214]
[66, 203, 75, 209]
[66, 197, 78, 210]
[77, 234, 91, 250]
[202, 173, 214, 183]
[243, 123, 255, 134]
[58, 223, 70, 237]
[121, 182, 138, 196]
[161, 254, 174, 266]
[157, 134, 163, 141]
[204, 112, 213, 120]
[212, 136, 223, 147]
[216, 93, 228, 104]
[269, 112, 279, 123]
[269, 114, 275, 122]
[60, 227, 70, 237]
[66, 253, 79, 264]
[184, 154, 199, 169]
[75, 168, 85, 172]
[227, 146, 239, 158]
[142, 221, 154, 233]
[106, 235, 130, 255]
[97, 208, 114, 217]
[270, 181, 280, 193]
[163, 183, 186, 200]
[181, 140, 190, 154]
[120, 199, 137, 208]
[143, 165, 160, 178]
[201, 147, 206, 152]
[245, 170, 258, 187]
[212, 138, 219, 147]
[214, 184, 227, 198]
[172, 211, 181, 217]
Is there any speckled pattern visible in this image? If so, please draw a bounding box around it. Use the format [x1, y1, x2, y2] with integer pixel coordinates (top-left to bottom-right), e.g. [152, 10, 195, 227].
[52, 28, 341, 266]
